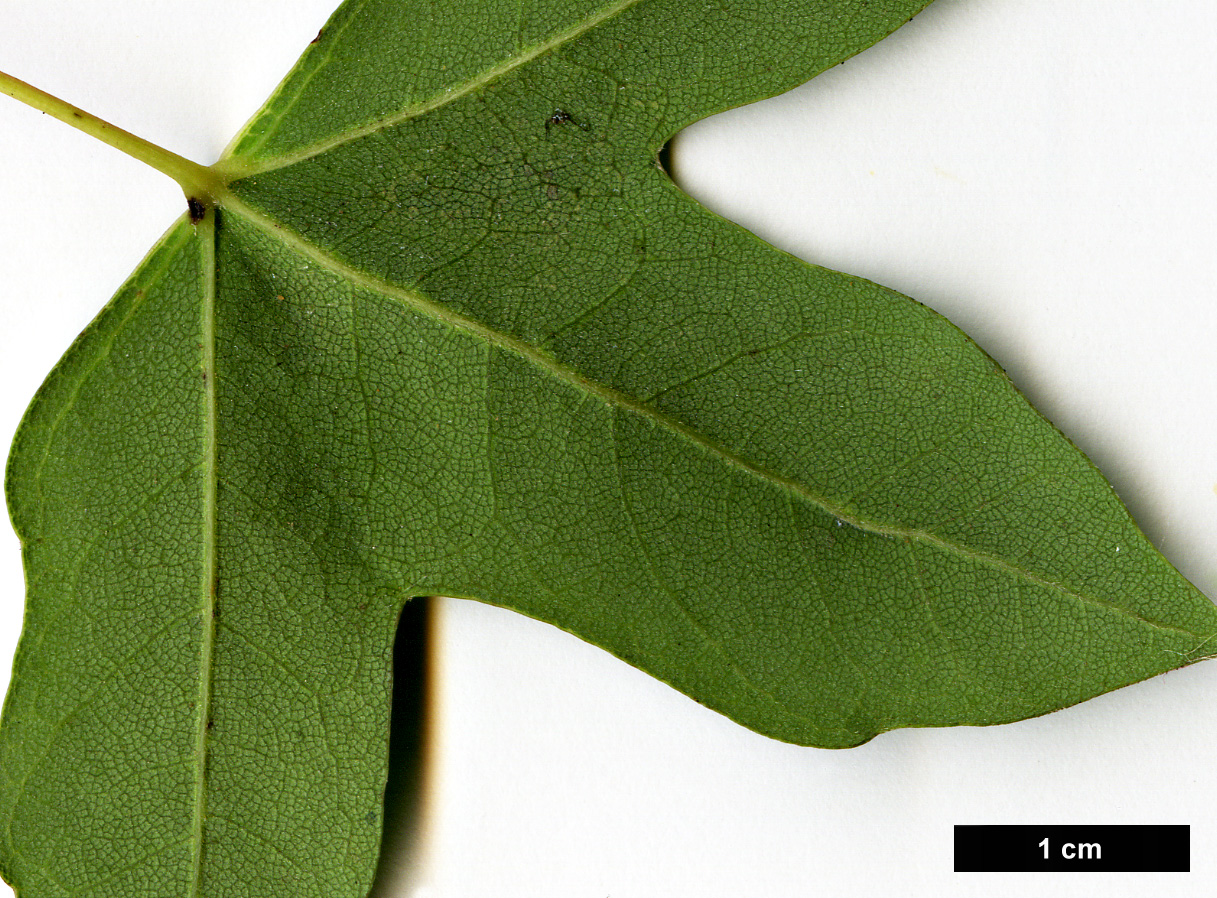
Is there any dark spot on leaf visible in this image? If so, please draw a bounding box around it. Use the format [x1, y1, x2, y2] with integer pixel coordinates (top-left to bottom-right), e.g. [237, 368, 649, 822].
[187, 198, 207, 223]
[546, 108, 573, 131]
[545, 108, 590, 133]
[311, 28, 324, 44]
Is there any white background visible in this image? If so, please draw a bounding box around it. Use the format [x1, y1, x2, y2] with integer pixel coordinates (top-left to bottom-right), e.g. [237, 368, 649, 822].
[1, 1, 1215, 896]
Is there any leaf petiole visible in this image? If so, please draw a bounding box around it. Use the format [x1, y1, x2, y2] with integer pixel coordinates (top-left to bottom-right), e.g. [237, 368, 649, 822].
[0, 68, 225, 207]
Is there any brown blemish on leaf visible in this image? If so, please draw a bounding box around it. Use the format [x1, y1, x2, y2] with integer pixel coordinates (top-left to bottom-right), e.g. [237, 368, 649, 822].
[545, 108, 590, 133]
[546, 108, 574, 130]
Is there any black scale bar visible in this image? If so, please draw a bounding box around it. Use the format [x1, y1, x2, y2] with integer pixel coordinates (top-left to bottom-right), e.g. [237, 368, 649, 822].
[954, 825, 1189, 872]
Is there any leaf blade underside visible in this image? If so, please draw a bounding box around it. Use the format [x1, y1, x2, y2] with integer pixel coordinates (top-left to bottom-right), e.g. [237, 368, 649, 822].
[2, 1, 1214, 896]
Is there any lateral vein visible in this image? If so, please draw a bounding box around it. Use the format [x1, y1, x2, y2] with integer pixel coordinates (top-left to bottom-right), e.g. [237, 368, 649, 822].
[217, 0, 647, 180]
[189, 208, 219, 898]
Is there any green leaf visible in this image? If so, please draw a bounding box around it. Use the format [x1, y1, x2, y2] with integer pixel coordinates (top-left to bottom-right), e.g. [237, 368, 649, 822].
[1, 1, 1214, 896]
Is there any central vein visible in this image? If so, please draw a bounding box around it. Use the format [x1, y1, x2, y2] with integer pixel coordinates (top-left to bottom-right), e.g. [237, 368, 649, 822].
[219, 195, 1200, 642]
[190, 207, 219, 898]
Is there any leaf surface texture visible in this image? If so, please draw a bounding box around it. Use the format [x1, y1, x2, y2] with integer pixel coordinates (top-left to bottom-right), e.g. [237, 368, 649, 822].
[2, 1, 1214, 895]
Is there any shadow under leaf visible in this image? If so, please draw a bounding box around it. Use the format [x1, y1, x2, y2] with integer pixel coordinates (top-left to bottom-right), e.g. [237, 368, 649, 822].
[368, 595, 435, 896]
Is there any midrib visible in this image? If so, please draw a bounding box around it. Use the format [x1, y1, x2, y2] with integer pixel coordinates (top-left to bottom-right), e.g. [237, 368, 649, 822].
[189, 208, 219, 898]
[222, 195, 1204, 643]
[220, 0, 648, 180]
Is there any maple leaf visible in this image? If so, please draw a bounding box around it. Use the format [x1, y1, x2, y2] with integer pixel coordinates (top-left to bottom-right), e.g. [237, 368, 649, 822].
[1, 1, 1214, 895]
